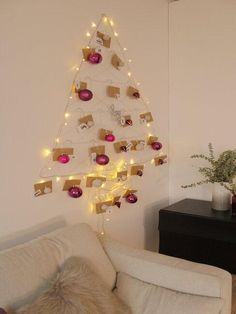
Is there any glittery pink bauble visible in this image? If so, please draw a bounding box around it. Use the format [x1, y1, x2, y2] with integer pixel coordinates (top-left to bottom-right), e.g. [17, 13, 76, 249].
[88, 52, 103, 64]
[151, 142, 162, 151]
[126, 119, 133, 126]
[126, 193, 138, 204]
[96, 154, 109, 165]
[105, 133, 115, 142]
[68, 186, 83, 198]
[78, 89, 93, 101]
[57, 154, 70, 164]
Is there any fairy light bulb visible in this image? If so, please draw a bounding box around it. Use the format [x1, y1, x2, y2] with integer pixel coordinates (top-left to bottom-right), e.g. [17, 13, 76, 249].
[69, 176, 73, 180]
[123, 47, 127, 51]
[114, 32, 118, 37]
[128, 72, 132, 77]
[103, 16, 108, 23]
[64, 122, 68, 126]
[147, 123, 150, 127]
[76, 67, 79, 71]
[86, 32, 91, 37]
[56, 177, 61, 182]
[151, 159, 155, 165]
[65, 112, 70, 119]
[130, 159, 134, 165]
[128, 59, 132, 63]
[42, 149, 51, 157]
[55, 138, 60, 143]
[91, 22, 96, 28]
[69, 95, 73, 99]
[110, 19, 114, 26]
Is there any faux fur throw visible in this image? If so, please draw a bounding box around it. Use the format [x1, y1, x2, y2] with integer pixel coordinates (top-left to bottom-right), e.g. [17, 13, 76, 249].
[16, 257, 131, 314]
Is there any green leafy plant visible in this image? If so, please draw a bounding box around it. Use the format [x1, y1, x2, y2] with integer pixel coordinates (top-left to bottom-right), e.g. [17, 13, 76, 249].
[181, 143, 236, 189]
[222, 182, 236, 196]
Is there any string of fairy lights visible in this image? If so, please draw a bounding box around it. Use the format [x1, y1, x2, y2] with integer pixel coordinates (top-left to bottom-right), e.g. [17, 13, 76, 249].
[34, 14, 167, 234]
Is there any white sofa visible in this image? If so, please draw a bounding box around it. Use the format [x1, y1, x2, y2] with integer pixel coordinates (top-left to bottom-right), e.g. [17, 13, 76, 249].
[0, 223, 232, 314]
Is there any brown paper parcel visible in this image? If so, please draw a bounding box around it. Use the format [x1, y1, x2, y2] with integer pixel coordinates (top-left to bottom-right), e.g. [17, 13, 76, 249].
[63, 179, 81, 191]
[34, 181, 52, 196]
[52, 148, 74, 161]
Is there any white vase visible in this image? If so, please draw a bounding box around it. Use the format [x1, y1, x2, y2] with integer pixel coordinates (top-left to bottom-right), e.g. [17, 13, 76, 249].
[212, 182, 231, 211]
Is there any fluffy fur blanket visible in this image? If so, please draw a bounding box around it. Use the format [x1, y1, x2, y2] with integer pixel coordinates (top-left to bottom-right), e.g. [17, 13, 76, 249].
[16, 257, 131, 314]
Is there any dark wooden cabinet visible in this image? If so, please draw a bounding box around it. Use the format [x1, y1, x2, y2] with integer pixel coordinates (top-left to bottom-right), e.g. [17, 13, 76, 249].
[158, 198, 236, 273]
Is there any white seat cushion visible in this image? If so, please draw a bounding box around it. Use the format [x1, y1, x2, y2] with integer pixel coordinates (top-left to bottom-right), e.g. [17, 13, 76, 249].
[115, 272, 224, 314]
[0, 223, 116, 311]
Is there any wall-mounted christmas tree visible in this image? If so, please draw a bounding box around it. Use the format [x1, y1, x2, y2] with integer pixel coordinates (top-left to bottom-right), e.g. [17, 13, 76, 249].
[34, 14, 167, 215]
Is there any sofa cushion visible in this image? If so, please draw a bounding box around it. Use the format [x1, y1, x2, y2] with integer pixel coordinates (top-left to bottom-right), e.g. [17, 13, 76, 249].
[0, 223, 116, 311]
[115, 272, 224, 314]
[16, 257, 130, 314]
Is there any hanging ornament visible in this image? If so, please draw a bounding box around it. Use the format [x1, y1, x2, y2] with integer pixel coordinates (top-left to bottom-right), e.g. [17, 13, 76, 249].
[151, 142, 162, 151]
[88, 52, 103, 64]
[68, 186, 83, 198]
[96, 154, 109, 165]
[126, 119, 133, 126]
[78, 89, 93, 101]
[57, 154, 70, 164]
[126, 193, 138, 204]
[105, 133, 115, 142]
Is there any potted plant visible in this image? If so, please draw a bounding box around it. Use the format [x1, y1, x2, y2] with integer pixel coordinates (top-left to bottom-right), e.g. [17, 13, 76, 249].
[182, 143, 236, 211]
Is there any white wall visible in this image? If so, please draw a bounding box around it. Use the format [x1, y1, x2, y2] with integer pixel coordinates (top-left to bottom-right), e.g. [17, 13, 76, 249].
[169, 0, 236, 203]
[0, 0, 169, 249]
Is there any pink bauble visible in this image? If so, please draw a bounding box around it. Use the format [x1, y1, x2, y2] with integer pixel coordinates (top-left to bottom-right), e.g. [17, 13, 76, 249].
[126, 119, 133, 126]
[96, 154, 109, 165]
[57, 154, 70, 164]
[88, 52, 103, 64]
[151, 142, 162, 151]
[105, 133, 115, 142]
[126, 193, 138, 204]
[78, 89, 93, 101]
[68, 186, 83, 198]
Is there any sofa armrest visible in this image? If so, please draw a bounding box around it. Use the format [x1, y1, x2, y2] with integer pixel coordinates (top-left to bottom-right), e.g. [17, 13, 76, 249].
[101, 237, 232, 314]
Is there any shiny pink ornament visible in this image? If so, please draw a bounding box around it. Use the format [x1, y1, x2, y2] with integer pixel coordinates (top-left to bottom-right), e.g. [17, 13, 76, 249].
[57, 154, 70, 164]
[105, 133, 115, 142]
[126, 193, 138, 204]
[126, 119, 133, 126]
[88, 52, 103, 64]
[68, 186, 83, 198]
[78, 89, 93, 101]
[151, 142, 162, 151]
[96, 154, 109, 165]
